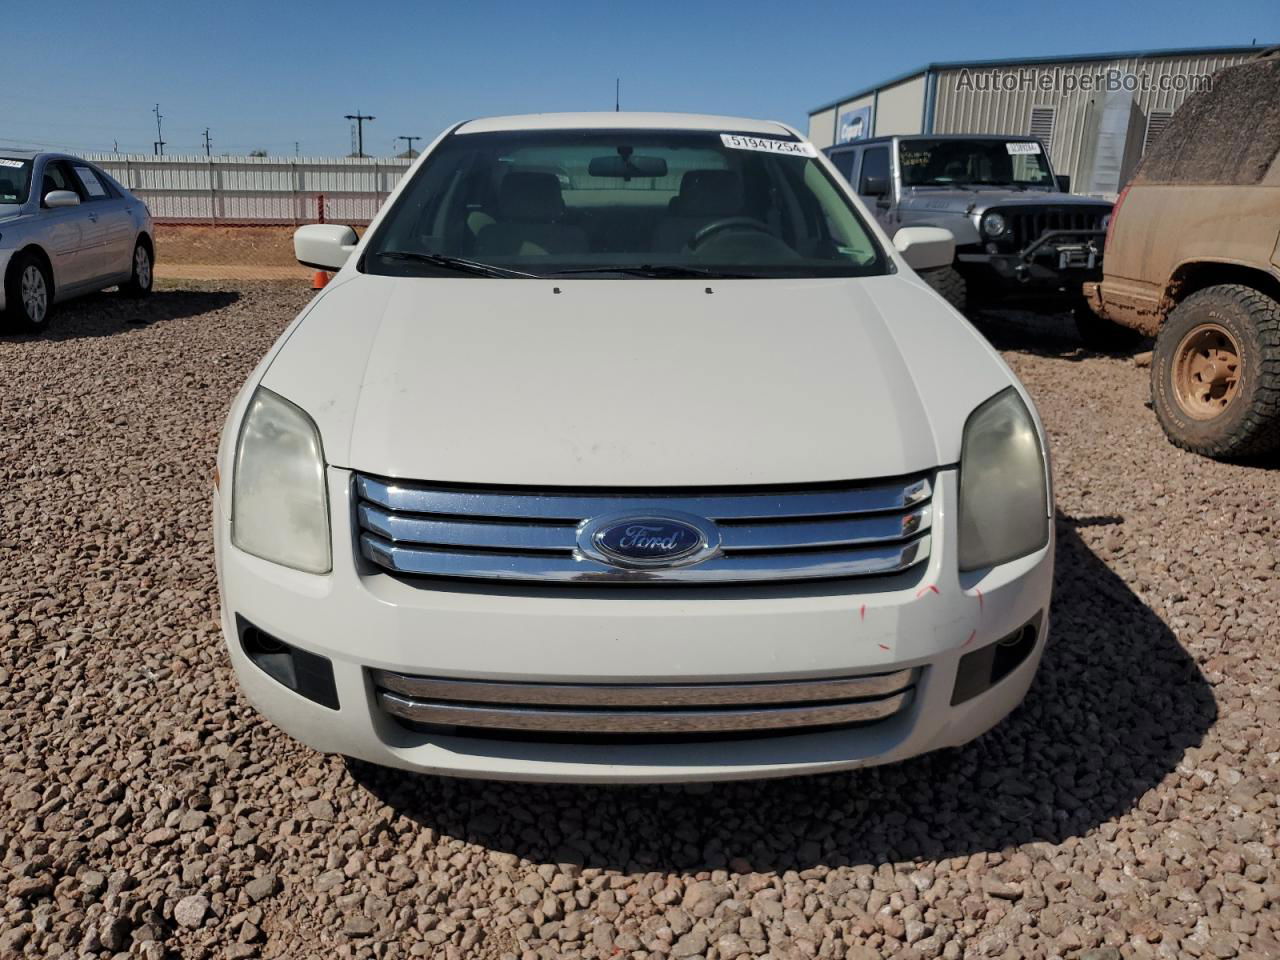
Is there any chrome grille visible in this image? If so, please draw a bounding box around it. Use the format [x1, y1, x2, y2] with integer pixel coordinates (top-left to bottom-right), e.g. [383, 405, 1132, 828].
[1001, 205, 1110, 246]
[371, 667, 916, 736]
[355, 473, 933, 585]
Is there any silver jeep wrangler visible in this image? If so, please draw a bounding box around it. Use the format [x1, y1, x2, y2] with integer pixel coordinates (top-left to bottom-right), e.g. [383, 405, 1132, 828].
[827, 134, 1133, 348]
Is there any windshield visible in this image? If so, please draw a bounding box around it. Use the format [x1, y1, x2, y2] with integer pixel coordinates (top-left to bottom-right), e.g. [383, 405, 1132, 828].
[0, 158, 33, 205]
[899, 139, 1054, 188]
[363, 129, 888, 279]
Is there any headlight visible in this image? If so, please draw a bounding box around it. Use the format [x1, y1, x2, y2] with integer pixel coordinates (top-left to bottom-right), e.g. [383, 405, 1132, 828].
[232, 388, 331, 573]
[957, 388, 1049, 571]
[981, 212, 1007, 238]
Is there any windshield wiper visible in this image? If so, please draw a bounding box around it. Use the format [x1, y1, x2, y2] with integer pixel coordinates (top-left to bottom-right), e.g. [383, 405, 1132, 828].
[374, 251, 540, 279]
[547, 264, 755, 279]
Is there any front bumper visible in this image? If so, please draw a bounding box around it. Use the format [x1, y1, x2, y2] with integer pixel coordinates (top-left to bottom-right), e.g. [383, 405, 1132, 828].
[214, 467, 1053, 782]
[958, 230, 1105, 304]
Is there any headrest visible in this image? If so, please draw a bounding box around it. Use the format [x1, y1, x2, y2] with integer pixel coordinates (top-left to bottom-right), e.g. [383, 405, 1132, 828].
[674, 170, 743, 218]
[498, 172, 565, 221]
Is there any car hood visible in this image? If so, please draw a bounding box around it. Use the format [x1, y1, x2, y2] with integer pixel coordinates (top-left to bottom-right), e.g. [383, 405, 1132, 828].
[261, 273, 1016, 486]
[900, 187, 1111, 217]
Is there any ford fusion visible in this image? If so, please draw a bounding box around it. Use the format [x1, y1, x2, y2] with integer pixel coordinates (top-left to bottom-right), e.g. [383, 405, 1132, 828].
[214, 113, 1053, 782]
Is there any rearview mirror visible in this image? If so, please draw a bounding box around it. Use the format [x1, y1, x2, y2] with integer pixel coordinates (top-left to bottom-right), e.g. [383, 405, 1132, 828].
[294, 224, 358, 271]
[588, 155, 668, 179]
[894, 226, 955, 272]
[860, 175, 890, 198]
[44, 190, 80, 208]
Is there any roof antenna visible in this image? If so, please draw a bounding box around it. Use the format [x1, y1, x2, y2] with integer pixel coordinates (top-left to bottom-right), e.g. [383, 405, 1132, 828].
[615, 78, 620, 112]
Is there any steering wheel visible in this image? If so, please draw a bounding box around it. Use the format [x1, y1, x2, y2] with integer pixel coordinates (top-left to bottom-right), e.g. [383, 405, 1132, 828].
[688, 217, 773, 250]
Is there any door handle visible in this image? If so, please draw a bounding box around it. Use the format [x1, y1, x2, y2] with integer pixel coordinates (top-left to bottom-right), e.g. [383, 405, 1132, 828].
[88, 214, 98, 222]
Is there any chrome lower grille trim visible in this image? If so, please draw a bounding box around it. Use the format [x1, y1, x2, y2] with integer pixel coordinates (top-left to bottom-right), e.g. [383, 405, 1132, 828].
[355, 473, 934, 585]
[372, 667, 915, 707]
[372, 668, 915, 735]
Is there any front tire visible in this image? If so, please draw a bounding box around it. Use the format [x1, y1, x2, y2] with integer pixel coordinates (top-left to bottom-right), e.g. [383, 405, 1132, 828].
[122, 240, 153, 298]
[1151, 284, 1280, 458]
[3, 252, 54, 334]
[1074, 302, 1144, 352]
[919, 264, 967, 313]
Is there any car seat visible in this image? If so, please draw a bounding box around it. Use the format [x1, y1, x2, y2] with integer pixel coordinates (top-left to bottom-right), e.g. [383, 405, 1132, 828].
[650, 170, 746, 252]
[474, 172, 588, 257]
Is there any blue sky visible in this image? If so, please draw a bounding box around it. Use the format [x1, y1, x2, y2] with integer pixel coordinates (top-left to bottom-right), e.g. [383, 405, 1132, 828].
[3, 0, 1274, 157]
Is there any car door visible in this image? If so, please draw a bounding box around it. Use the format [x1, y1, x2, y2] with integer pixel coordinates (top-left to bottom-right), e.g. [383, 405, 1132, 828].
[59, 161, 110, 282]
[74, 162, 134, 281]
[34, 158, 93, 291]
[857, 146, 895, 233]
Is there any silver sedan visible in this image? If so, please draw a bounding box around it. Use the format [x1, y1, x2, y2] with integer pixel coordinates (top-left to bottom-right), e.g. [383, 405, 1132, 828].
[0, 151, 155, 332]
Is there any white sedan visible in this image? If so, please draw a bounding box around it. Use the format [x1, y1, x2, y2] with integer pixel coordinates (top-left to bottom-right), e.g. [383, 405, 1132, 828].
[0, 151, 154, 332]
[216, 112, 1053, 782]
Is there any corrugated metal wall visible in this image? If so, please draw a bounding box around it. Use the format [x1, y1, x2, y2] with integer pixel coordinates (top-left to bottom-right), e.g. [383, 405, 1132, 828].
[83, 154, 413, 224]
[931, 52, 1252, 186]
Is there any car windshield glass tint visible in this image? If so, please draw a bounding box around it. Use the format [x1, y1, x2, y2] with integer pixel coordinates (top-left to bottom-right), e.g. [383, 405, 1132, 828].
[899, 140, 1054, 187]
[363, 129, 888, 279]
[0, 158, 33, 204]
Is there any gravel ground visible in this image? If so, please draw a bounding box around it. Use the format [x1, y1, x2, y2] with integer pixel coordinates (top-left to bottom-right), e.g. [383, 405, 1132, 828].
[2, 284, 1277, 960]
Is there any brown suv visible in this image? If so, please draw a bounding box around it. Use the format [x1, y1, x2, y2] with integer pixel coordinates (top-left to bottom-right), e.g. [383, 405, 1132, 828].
[1085, 50, 1280, 458]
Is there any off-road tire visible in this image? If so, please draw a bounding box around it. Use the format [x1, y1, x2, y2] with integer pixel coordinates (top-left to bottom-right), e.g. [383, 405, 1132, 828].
[1074, 302, 1144, 352]
[122, 240, 153, 298]
[3, 251, 54, 334]
[919, 264, 966, 313]
[1151, 284, 1280, 458]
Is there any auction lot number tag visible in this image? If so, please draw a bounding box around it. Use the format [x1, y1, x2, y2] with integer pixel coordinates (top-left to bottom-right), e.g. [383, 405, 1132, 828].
[721, 134, 818, 157]
[1006, 141, 1042, 155]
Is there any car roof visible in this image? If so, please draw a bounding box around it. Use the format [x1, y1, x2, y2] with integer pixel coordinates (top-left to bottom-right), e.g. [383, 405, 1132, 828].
[828, 133, 1039, 151]
[455, 112, 797, 137]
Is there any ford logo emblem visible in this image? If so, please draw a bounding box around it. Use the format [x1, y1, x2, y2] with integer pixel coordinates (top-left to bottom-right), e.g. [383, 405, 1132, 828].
[577, 512, 720, 569]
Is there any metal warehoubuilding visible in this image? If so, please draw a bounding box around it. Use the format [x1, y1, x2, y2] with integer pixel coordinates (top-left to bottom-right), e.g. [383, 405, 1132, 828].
[807, 45, 1266, 196]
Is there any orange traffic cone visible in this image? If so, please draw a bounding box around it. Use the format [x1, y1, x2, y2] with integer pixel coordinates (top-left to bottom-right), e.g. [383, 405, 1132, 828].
[311, 270, 329, 290]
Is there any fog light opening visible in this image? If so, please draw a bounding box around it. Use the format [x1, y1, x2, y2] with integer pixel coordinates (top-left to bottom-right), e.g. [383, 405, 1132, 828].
[235, 616, 340, 711]
[951, 613, 1042, 706]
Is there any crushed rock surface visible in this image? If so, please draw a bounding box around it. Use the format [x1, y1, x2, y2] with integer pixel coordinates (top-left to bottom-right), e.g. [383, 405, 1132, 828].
[1, 287, 1277, 959]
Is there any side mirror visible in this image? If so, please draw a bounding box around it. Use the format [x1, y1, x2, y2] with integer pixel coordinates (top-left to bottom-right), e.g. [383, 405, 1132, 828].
[44, 190, 80, 208]
[894, 226, 955, 272]
[294, 223, 358, 271]
[1054, 174, 1071, 193]
[860, 175, 890, 198]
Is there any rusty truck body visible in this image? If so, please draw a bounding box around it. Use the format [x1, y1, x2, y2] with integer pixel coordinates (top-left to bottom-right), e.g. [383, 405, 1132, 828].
[1085, 50, 1280, 457]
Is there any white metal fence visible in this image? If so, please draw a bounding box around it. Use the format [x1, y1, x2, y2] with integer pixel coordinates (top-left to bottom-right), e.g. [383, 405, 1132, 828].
[83, 154, 414, 224]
